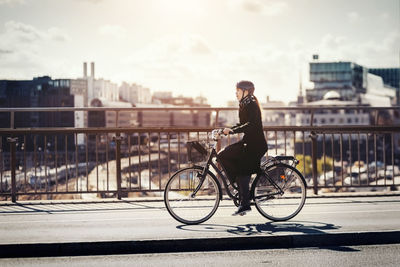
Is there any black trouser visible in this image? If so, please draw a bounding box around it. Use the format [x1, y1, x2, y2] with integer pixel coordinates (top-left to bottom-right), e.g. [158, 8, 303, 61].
[237, 175, 251, 207]
[218, 142, 251, 207]
[217, 142, 243, 183]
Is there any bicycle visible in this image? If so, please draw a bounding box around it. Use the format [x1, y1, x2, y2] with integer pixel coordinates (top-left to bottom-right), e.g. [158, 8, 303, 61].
[164, 129, 307, 225]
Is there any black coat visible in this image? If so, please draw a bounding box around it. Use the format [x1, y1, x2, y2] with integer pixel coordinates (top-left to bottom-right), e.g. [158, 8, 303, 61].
[218, 95, 268, 178]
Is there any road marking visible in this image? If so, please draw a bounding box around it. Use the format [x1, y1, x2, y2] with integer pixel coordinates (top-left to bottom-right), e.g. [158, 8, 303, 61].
[0, 209, 399, 224]
[301, 209, 400, 215]
[0, 216, 173, 224]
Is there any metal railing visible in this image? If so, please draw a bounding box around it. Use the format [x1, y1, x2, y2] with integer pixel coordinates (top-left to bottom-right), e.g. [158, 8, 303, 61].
[0, 107, 399, 201]
[0, 106, 398, 128]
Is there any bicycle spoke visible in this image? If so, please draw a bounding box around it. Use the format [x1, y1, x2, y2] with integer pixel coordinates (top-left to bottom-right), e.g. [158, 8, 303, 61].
[253, 163, 306, 221]
[164, 167, 220, 225]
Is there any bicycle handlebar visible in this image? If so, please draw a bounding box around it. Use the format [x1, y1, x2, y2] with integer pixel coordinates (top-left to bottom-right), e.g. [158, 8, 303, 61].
[211, 129, 224, 141]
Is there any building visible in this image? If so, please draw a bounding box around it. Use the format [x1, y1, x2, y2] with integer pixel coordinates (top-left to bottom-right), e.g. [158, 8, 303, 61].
[0, 76, 76, 128]
[306, 61, 396, 106]
[368, 68, 400, 105]
[93, 78, 119, 102]
[306, 61, 367, 102]
[296, 60, 397, 127]
[0, 76, 78, 151]
[132, 103, 211, 127]
[119, 82, 152, 105]
[262, 96, 286, 126]
[152, 93, 209, 107]
[152, 91, 173, 103]
[88, 98, 134, 128]
[295, 91, 370, 126]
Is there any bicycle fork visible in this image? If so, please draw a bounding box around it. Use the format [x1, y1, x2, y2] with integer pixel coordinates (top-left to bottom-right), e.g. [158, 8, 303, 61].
[189, 163, 211, 198]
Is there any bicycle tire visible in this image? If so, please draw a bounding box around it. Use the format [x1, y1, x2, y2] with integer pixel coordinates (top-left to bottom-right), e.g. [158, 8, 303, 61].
[164, 166, 221, 225]
[252, 163, 306, 221]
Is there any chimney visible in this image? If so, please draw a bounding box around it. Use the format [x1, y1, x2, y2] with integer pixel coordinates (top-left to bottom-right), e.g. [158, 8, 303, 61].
[91, 62, 95, 78]
[83, 62, 87, 77]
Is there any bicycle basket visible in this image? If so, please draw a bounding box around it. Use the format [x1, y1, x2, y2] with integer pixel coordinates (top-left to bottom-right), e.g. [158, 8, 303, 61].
[186, 141, 208, 163]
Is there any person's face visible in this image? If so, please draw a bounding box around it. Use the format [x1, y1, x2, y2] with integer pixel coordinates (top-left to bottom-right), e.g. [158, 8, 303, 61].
[236, 88, 244, 101]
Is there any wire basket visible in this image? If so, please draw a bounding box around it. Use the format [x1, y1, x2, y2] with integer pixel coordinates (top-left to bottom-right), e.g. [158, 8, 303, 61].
[186, 141, 208, 163]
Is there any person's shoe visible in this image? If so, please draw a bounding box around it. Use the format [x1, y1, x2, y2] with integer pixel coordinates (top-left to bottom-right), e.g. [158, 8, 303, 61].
[232, 205, 251, 216]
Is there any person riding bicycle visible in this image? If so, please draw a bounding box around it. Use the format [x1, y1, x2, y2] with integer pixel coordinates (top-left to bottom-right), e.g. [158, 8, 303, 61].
[218, 80, 268, 216]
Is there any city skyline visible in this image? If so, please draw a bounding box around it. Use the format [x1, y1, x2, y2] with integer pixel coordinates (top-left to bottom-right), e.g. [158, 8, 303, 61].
[0, 0, 399, 106]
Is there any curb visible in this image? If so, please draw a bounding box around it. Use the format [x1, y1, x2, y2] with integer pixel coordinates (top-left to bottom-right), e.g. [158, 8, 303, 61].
[1, 231, 400, 258]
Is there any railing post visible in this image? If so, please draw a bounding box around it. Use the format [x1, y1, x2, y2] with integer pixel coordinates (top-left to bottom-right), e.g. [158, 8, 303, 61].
[10, 111, 15, 129]
[114, 133, 123, 200]
[7, 137, 18, 202]
[310, 131, 318, 195]
[214, 110, 219, 127]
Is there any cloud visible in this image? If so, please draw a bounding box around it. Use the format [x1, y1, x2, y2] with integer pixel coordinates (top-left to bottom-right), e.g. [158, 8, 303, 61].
[118, 28, 399, 106]
[380, 12, 390, 20]
[230, 0, 288, 16]
[2, 21, 70, 43]
[314, 31, 400, 67]
[0, 21, 71, 79]
[0, 0, 25, 5]
[4, 20, 43, 42]
[48, 27, 70, 42]
[185, 35, 213, 55]
[98, 25, 128, 39]
[117, 34, 306, 104]
[347, 11, 361, 23]
[0, 49, 13, 54]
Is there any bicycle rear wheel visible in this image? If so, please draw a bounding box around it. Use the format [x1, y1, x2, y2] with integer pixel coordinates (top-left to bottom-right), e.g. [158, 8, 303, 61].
[253, 163, 306, 221]
[164, 166, 220, 225]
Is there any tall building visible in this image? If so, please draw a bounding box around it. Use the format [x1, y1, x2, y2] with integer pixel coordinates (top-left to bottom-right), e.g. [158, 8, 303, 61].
[0, 76, 79, 151]
[306, 62, 368, 102]
[82, 62, 119, 105]
[0, 76, 76, 128]
[306, 61, 396, 106]
[368, 68, 400, 105]
[119, 82, 152, 105]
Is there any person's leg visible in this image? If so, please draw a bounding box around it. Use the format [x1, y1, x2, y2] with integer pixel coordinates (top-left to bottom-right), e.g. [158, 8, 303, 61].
[217, 142, 243, 183]
[233, 174, 251, 216]
[237, 175, 251, 207]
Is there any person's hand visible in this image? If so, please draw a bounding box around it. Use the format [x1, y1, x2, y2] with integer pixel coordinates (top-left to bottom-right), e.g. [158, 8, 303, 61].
[222, 128, 233, 135]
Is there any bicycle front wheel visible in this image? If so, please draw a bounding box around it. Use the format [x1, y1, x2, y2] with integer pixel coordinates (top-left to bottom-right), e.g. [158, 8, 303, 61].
[253, 163, 306, 221]
[164, 166, 220, 225]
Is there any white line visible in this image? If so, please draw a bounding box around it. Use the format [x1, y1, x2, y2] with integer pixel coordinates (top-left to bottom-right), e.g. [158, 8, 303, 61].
[0, 209, 399, 224]
[301, 209, 400, 215]
[0, 216, 173, 224]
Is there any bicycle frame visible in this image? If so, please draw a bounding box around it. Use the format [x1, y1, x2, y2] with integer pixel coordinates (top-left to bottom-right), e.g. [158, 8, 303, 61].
[191, 147, 237, 201]
[191, 130, 300, 204]
[164, 131, 306, 224]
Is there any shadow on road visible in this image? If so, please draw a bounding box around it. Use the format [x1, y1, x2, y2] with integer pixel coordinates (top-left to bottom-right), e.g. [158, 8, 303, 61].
[177, 221, 341, 236]
[177, 221, 360, 252]
[0, 200, 163, 214]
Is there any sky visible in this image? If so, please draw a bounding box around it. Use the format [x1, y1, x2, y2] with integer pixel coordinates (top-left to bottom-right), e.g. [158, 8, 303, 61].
[0, 0, 399, 106]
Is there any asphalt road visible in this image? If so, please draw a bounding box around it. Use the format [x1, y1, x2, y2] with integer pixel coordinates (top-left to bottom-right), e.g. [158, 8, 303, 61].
[1, 196, 400, 245]
[1, 244, 399, 267]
